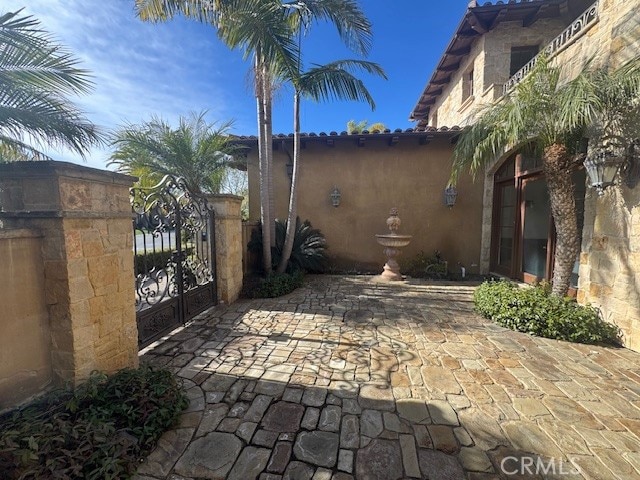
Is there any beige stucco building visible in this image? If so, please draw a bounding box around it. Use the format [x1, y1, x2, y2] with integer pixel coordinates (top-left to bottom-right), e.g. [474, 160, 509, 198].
[410, 0, 640, 351]
[242, 130, 486, 274]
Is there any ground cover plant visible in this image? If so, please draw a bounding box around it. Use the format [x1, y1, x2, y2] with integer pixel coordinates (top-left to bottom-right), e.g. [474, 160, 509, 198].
[0, 367, 187, 479]
[401, 250, 449, 279]
[250, 270, 305, 298]
[474, 280, 620, 345]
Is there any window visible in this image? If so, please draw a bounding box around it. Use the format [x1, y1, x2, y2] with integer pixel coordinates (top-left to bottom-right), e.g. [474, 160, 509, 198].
[430, 109, 438, 128]
[510, 46, 539, 77]
[462, 69, 474, 101]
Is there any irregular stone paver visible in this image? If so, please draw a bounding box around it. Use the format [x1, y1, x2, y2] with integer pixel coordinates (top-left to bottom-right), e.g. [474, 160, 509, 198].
[139, 275, 640, 480]
[418, 449, 465, 480]
[355, 439, 403, 480]
[283, 461, 314, 480]
[262, 402, 305, 433]
[173, 432, 241, 478]
[228, 446, 271, 480]
[293, 431, 339, 468]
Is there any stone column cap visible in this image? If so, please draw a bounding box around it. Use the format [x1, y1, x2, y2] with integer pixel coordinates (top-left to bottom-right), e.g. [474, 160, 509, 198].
[0, 160, 137, 186]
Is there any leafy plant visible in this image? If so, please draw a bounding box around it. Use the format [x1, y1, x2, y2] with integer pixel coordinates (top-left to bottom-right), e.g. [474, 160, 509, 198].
[474, 280, 620, 345]
[0, 367, 188, 479]
[401, 250, 448, 279]
[251, 270, 304, 298]
[248, 217, 328, 273]
[134, 247, 195, 276]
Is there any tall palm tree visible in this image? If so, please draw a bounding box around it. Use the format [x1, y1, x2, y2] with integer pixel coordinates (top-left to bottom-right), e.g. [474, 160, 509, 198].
[276, 58, 386, 273]
[0, 10, 101, 160]
[135, 0, 373, 273]
[108, 112, 239, 194]
[451, 55, 640, 296]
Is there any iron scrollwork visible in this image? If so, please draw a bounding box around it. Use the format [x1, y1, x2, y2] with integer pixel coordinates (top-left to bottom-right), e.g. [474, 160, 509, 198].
[131, 175, 217, 347]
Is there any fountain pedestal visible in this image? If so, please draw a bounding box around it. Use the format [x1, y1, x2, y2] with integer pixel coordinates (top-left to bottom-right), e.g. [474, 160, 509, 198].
[374, 208, 412, 282]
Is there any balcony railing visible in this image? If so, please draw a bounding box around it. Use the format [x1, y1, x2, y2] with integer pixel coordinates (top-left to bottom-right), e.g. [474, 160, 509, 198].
[503, 1, 599, 95]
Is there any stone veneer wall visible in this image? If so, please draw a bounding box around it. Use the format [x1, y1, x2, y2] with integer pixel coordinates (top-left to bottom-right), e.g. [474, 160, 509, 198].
[572, 0, 640, 352]
[474, 0, 640, 351]
[206, 195, 244, 304]
[429, 18, 565, 128]
[0, 161, 139, 391]
[0, 229, 52, 410]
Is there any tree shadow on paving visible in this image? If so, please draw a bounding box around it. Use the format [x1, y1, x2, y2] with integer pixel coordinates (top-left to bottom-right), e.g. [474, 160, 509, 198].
[134, 369, 586, 480]
[137, 276, 639, 479]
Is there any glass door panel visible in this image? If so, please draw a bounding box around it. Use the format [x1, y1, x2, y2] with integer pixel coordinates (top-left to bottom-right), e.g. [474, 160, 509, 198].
[521, 177, 550, 282]
[494, 183, 516, 273]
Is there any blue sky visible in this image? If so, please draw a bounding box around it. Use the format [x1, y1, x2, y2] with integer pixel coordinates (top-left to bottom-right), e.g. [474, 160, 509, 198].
[4, 1, 470, 169]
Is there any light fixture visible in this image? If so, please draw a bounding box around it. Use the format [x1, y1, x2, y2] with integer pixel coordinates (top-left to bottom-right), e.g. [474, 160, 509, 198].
[584, 149, 625, 196]
[444, 185, 458, 208]
[330, 186, 341, 207]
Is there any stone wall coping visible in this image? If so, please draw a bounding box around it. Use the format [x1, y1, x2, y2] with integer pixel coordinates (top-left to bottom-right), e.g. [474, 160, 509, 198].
[0, 161, 137, 187]
[0, 211, 133, 220]
[205, 194, 245, 202]
[0, 228, 43, 240]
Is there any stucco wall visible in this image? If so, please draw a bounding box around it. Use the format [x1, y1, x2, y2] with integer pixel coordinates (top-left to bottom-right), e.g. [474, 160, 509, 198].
[247, 135, 485, 274]
[0, 230, 52, 410]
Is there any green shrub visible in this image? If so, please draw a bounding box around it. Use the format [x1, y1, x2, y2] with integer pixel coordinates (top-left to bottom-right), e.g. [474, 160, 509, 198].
[134, 248, 194, 276]
[252, 270, 304, 298]
[401, 250, 448, 279]
[0, 367, 188, 479]
[474, 280, 620, 345]
[248, 217, 328, 273]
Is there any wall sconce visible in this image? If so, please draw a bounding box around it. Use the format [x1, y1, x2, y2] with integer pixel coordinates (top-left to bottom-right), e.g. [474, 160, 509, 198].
[330, 186, 341, 207]
[444, 185, 458, 208]
[584, 149, 626, 196]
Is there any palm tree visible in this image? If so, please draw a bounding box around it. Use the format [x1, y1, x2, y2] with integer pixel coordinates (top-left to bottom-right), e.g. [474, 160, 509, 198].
[135, 0, 373, 274]
[451, 55, 640, 296]
[0, 10, 101, 160]
[276, 59, 386, 273]
[108, 112, 239, 194]
[347, 119, 386, 134]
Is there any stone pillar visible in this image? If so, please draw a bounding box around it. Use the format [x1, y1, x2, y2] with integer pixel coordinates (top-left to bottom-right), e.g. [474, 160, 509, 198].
[206, 194, 244, 304]
[0, 161, 138, 384]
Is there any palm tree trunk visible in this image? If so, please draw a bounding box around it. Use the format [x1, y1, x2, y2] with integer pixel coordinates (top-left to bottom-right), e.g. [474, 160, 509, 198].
[264, 68, 276, 243]
[256, 51, 272, 273]
[543, 143, 580, 297]
[277, 90, 301, 274]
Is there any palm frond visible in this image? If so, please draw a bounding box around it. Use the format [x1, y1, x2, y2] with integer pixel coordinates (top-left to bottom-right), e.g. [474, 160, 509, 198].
[0, 10, 101, 158]
[109, 111, 238, 194]
[285, 0, 373, 56]
[298, 60, 385, 109]
[134, 0, 222, 23]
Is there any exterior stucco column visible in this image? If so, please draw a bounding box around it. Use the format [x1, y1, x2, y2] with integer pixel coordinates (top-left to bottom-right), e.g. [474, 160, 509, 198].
[0, 161, 138, 384]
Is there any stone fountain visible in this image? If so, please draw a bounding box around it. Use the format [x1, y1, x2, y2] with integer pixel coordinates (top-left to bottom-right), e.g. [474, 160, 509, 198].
[374, 208, 412, 282]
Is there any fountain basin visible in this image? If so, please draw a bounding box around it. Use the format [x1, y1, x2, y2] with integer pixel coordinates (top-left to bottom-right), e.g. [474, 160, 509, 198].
[375, 234, 413, 248]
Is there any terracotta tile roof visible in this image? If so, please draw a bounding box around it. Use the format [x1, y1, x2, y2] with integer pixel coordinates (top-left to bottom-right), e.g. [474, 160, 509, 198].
[232, 126, 463, 143]
[409, 0, 593, 124]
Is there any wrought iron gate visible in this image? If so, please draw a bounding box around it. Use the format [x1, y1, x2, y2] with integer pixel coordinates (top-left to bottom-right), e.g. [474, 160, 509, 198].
[131, 176, 217, 348]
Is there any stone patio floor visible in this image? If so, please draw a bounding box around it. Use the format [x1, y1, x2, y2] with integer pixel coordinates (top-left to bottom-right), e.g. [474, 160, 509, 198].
[135, 276, 640, 480]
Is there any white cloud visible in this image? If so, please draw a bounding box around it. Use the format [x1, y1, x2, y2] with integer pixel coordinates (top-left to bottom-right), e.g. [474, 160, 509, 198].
[3, 0, 254, 170]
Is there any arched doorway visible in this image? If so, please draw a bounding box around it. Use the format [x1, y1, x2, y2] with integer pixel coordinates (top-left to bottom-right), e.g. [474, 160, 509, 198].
[490, 152, 586, 288]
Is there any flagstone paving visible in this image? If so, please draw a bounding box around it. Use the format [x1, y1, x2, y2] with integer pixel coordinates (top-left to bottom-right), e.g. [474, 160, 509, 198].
[135, 276, 640, 480]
